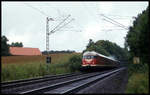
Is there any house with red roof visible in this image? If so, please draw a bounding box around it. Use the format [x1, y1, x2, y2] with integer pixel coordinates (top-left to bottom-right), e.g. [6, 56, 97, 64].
[9, 47, 42, 56]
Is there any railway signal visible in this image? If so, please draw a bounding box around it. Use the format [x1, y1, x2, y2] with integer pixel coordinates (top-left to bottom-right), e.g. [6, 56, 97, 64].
[46, 56, 51, 64]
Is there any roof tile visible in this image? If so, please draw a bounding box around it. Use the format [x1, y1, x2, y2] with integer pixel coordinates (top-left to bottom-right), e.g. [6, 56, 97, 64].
[9, 47, 42, 55]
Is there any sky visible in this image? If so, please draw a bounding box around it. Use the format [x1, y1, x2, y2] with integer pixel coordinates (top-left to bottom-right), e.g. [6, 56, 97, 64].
[2, 1, 148, 52]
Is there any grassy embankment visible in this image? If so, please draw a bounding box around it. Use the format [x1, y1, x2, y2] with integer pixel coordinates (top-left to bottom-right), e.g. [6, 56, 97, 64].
[1, 53, 82, 82]
[126, 63, 149, 94]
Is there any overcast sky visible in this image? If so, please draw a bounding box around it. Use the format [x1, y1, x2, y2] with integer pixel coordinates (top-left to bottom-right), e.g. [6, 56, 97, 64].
[2, 1, 148, 52]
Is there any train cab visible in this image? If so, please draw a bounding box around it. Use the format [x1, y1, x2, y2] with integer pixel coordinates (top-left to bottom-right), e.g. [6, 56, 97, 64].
[82, 55, 98, 66]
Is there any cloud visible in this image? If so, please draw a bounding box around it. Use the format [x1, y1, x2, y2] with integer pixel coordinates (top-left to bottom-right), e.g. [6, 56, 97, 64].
[2, 2, 148, 52]
[7, 28, 30, 44]
[98, 2, 113, 14]
[83, 24, 101, 40]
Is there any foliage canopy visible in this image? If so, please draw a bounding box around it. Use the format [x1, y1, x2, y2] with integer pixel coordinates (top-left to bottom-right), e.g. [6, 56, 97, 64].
[125, 6, 149, 63]
[10, 42, 23, 47]
[1, 35, 24, 56]
[1, 36, 10, 56]
[83, 39, 129, 61]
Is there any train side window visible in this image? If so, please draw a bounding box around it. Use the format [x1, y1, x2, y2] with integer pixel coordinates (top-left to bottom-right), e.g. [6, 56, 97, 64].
[94, 56, 98, 58]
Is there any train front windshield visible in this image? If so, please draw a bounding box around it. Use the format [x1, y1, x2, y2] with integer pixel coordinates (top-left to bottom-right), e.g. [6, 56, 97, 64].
[83, 55, 96, 59]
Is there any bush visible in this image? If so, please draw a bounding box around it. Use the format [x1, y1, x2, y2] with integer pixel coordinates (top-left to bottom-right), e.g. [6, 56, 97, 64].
[126, 63, 149, 94]
[68, 55, 82, 72]
[126, 72, 149, 93]
[127, 63, 148, 77]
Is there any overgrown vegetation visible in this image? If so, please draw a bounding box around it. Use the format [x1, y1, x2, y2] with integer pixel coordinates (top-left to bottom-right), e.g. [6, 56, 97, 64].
[1, 53, 82, 82]
[68, 55, 82, 72]
[125, 6, 149, 64]
[125, 6, 149, 94]
[126, 63, 149, 94]
[1, 36, 10, 56]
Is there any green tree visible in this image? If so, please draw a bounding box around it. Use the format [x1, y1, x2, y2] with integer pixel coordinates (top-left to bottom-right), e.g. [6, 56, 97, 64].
[1, 35, 10, 56]
[126, 7, 149, 63]
[10, 42, 23, 47]
[83, 39, 128, 61]
[86, 39, 94, 48]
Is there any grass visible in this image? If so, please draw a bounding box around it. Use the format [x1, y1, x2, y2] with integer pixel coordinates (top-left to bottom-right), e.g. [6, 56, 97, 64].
[126, 63, 149, 94]
[1, 53, 80, 64]
[1, 53, 82, 82]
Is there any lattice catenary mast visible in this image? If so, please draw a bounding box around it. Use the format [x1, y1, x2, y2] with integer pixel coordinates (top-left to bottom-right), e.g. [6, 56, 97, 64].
[46, 15, 73, 54]
[46, 17, 54, 54]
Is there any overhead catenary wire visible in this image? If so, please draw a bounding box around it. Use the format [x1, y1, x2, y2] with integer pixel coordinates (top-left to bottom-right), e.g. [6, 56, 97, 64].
[50, 18, 75, 34]
[44, 3, 64, 21]
[82, 3, 100, 25]
[53, 5, 83, 32]
[102, 14, 128, 28]
[102, 14, 134, 18]
[101, 29, 125, 31]
[24, 3, 51, 17]
[100, 14, 129, 30]
[49, 15, 71, 34]
[82, 3, 117, 41]
[23, 3, 77, 53]
[102, 18, 128, 30]
[45, 3, 82, 32]
[24, 3, 74, 34]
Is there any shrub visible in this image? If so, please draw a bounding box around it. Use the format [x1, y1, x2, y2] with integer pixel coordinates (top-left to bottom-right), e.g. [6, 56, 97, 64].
[68, 55, 82, 72]
[127, 63, 148, 77]
[126, 72, 149, 93]
[126, 63, 149, 94]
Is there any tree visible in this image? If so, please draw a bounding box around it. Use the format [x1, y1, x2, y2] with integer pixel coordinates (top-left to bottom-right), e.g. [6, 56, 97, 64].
[126, 6, 149, 63]
[83, 40, 129, 61]
[1, 35, 10, 56]
[86, 39, 94, 48]
[10, 42, 23, 47]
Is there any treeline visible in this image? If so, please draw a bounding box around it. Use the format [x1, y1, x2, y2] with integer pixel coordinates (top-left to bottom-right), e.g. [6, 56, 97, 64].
[42, 50, 76, 54]
[1, 35, 23, 56]
[10, 42, 23, 47]
[125, 7, 149, 93]
[125, 6, 149, 64]
[83, 39, 129, 62]
[1, 36, 10, 56]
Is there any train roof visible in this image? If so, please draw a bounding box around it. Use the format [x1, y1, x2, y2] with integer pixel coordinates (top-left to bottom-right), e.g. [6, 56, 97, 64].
[83, 51, 118, 62]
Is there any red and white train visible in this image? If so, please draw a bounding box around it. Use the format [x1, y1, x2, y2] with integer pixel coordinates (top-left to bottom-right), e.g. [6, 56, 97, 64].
[82, 51, 120, 68]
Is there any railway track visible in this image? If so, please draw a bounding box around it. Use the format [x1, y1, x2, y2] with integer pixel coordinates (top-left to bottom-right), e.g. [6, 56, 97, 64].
[1, 72, 83, 89]
[2, 67, 125, 94]
[1, 72, 86, 93]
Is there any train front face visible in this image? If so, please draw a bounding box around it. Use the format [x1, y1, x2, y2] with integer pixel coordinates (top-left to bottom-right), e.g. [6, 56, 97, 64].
[82, 55, 97, 67]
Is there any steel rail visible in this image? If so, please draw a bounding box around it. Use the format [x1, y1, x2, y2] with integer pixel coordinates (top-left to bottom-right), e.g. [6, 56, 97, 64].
[1, 72, 84, 89]
[20, 72, 101, 94]
[20, 68, 123, 94]
[1, 73, 76, 85]
[58, 67, 125, 94]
